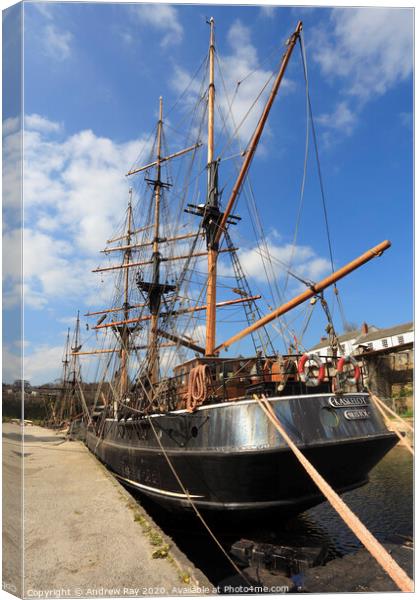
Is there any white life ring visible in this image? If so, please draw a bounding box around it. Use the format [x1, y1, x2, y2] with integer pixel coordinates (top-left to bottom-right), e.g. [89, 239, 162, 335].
[298, 353, 326, 387]
[337, 355, 361, 386]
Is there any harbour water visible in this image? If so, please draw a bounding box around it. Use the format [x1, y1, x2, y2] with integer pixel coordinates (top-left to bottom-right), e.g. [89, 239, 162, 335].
[131, 446, 413, 587]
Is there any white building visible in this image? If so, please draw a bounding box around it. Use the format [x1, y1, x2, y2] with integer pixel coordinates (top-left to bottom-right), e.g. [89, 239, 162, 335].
[309, 321, 413, 359]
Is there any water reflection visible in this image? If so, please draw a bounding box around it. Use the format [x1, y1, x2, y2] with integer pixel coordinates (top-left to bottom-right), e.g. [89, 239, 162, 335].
[304, 445, 413, 556]
[130, 446, 413, 584]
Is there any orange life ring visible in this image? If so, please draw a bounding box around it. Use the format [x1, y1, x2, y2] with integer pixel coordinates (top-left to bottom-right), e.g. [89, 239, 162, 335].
[337, 355, 361, 385]
[298, 353, 325, 387]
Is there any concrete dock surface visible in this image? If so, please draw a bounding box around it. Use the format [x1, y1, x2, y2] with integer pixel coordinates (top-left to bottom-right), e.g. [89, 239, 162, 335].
[3, 423, 212, 598]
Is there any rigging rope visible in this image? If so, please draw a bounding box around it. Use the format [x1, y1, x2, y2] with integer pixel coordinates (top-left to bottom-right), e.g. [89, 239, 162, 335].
[298, 31, 349, 332]
[282, 31, 310, 295]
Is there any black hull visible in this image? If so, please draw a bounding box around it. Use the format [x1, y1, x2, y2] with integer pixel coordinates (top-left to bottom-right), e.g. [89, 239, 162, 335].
[85, 393, 398, 517]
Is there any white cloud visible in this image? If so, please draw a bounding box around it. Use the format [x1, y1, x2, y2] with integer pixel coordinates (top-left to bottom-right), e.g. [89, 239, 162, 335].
[132, 4, 183, 47]
[310, 8, 412, 144]
[316, 101, 357, 138]
[30, 1, 73, 61]
[3, 227, 88, 306]
[3, 115, 151, 311]
[120, 30, 134, 46]
[24, 344, 66, 383]
[13, 339, 31, 350]
[2, 227, 117, 312]
[260, 6, 276, 19]
[313, 8, 413, 100]
[57, 315, 79, 326]
[33, 3, 54, 20]
[220, 239, 330, 288]
[3, 117, 22, 213]
[43, 24, 72, 60]
[22, 118, 148, 251]
[219, 20, 274, 146]
[25, 113, 61, 133]
[3, 282, 50, 311]
[3, 116, 20, 136]
[3, 343, 66, 385]
[2, 346, 22, 384]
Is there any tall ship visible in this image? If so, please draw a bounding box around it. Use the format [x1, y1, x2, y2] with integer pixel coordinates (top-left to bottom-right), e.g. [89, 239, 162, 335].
[73, 20, 398, 516]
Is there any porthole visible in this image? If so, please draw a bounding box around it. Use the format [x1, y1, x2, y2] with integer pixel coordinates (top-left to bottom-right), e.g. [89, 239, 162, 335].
[320, 407, 339, 428]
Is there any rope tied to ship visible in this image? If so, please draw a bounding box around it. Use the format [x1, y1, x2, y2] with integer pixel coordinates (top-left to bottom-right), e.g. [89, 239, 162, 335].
[147, 416, 252, 586]
[369, 391, 414, 456]
[187, 365, 212, 412]
[253, 394, 414, 592]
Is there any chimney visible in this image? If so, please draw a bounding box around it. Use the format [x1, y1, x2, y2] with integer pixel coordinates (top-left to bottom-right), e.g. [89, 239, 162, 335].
[361, 322, 369, 335]
[320, 336, 327, 342]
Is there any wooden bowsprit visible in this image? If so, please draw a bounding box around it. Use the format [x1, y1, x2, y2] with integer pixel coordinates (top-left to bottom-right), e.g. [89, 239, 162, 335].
[253, 394, 414, 593]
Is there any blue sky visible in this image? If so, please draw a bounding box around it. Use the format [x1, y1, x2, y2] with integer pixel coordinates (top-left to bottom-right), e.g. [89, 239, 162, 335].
[2, 2, 413, 384]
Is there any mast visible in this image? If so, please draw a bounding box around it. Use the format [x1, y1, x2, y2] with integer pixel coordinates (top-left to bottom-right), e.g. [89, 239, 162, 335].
[120, 190, 133, 397]
[149, 97, 164, 384]
[70, 311, 81, 419]
[56, 327, 71, 422]
[205, 17, 219, 355]
[62, 328, 70, 385]
[202, 20, 303, 355]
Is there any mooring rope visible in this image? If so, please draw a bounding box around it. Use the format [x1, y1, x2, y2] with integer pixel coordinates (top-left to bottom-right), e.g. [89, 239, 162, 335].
[370, 394, 414, 456]
[147, 416, 251, 585]
[253, 394, 414, 592]
[370, 392, 414, 432]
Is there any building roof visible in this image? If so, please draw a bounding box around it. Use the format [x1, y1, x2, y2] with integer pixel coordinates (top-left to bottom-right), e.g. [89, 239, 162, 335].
[357, 321, 413, 344]
[309, 321, 413, 352]
[309, 325, 377, 351]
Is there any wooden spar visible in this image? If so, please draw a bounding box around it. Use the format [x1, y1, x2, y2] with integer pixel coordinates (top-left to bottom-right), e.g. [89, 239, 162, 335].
[157, 329, 205, 354]
[93, 294, 261, 330]
[120, 192, 132, 397]
[126, 143, 202, 176]
[214, 20, 303, 246]
[214, 240, 391, 354]
[149, 97, 164, 385]
[71, 343, 176, 356]
[92, 247, 235, 273]
[106, 224, 153, 245]
[85, 303, 146, 317]
[101, 231, 204, 253]
[206, 16, 217, 356]
[73, 348, 117, 356]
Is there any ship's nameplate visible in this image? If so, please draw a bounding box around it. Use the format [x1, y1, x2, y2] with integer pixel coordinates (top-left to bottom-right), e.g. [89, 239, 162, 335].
[329, 396, 369, 408]
[344, 408, 370, 420]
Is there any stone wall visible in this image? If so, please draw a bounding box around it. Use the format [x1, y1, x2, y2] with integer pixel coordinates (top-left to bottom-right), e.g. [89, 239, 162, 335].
[362, 347, 413, 414]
